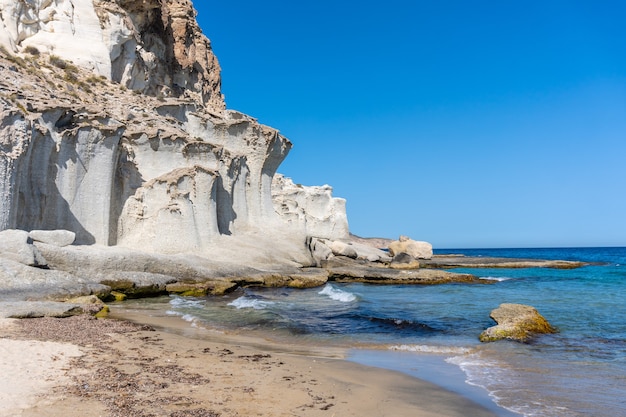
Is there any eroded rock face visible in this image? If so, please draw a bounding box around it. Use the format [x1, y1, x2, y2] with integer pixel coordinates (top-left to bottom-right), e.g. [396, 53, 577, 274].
[272, 174, 349, 241]
[0, 61, 292, 254]
[0, 0, 224, 112]
[0, 0, 349, 264]
[479, 303, 557, 342]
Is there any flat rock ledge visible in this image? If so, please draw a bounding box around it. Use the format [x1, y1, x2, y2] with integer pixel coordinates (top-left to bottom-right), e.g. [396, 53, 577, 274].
[421, 255, 586, 269]
[479, 303, 557, 343]
[323, 257, 487, 285]
[0, 301, 91, 319]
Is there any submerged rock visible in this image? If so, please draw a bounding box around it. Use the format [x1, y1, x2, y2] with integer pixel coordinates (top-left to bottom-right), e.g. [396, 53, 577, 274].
[479, 303, 557, 342]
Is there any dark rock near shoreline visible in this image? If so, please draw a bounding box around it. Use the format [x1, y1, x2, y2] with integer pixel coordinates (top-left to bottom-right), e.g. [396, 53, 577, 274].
[479, 303, 557, 342]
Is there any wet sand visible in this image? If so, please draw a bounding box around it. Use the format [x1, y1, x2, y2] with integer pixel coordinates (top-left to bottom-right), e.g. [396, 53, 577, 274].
[1, 312, 499, 417]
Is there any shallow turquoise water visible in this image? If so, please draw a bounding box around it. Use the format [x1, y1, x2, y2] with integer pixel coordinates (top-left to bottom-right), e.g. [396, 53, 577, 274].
[150, 247, 626, 417]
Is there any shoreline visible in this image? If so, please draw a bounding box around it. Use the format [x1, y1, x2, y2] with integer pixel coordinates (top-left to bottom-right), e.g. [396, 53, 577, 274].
[115, 303, 519, 417]
[1, 309, 501, 417]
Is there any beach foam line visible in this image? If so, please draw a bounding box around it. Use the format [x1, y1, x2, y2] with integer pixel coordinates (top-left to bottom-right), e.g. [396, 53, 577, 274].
[390, 344, 473, 355]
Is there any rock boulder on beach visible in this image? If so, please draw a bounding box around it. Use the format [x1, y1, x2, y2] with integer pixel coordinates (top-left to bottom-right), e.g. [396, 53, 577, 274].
[479, 303, 557, 342]
[0, 229, 47, 267]
[29, 230, 76, 247]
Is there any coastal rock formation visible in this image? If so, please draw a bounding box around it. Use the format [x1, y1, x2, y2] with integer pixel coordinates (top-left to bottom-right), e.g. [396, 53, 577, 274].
[307, 237, 391, 266]
[0, 229, 47, 267]
[0, 0, 469, 306]
[479, 303, 557, 342]
[388, 236, 433, 260]
[0, 0, 352, 264]
[389, 253, 420, 269]
[29, 229, 76, 247]
[272, 174, 349, 241]
[323, 256, 484, 285]
[0, 0, 224, 111]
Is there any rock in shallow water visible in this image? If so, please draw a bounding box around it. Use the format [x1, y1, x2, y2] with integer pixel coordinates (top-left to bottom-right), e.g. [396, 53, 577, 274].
[479, 303, 557, 342]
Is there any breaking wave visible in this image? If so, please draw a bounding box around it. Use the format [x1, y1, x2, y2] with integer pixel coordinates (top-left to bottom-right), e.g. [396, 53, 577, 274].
[318, 284, 357, 302]
[228, 296, 275, 310]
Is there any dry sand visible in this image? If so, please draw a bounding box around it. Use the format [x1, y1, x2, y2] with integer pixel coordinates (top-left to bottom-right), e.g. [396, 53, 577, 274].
[0, 313, 498, 417]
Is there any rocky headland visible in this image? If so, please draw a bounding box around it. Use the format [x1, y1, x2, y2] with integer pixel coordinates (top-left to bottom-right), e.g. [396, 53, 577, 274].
[0, 0, 584, 318]
[0, 2, 586, 416]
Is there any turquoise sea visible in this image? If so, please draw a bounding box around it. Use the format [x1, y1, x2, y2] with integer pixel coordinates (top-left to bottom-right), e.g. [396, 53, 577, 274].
[129, 247, 626, 416]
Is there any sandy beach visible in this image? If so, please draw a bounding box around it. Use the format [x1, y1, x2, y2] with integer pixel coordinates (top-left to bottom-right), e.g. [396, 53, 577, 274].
[0, 311, 499, 417]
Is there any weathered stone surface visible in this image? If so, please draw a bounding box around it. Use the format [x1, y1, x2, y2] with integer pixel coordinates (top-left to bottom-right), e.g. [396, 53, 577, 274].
[479, 303, 557, 342]
[308, 237, 333, 266]
[0, 301, 85, 318]
[0, 257, 110, 301]
[272, 174, 349, 241]
[328, 241, 358, 259]
[347, 241, 392, 263]
[0, 0, 225, 111]
[389, 253, 420, 269]
[166, 280, 238, 297]
[388, 236, 433, 260]
[65, 295, 107, 315]
[29, 230, 76, 247]
[0, 229, 47, 267]
[0, 0, 358, 289]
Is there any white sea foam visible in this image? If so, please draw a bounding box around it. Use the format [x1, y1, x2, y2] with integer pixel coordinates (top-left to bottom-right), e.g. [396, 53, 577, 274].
[318, 284, 357, 302]
[165, 310, 202, 327]
[389, 344, 472, 355]
[481, 276, 512, 282]
[169, 296, 205, 308]
[228, 296, 274, 310]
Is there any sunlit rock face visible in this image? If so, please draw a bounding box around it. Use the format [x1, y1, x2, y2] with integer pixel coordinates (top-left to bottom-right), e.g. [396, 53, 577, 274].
[272, 174, 349, 241]
[0, 0, 348, 261]
[0, 0, 224, 112]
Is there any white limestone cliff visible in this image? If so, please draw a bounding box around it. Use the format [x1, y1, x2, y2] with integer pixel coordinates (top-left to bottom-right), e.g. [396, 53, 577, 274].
[272, 174, 349, 241]
[0, 0, 348, 263]
[0, 0, 224, 112]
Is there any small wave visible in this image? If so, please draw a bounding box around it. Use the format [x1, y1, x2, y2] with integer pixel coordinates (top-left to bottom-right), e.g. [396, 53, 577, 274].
[228, 296, 275, 310]
[390, 344, 472, 355]
[169, 296, 205, 308]
[318, 284, 357, 302]
[481, 276, 512, 282]
[165, 311, 202, 327]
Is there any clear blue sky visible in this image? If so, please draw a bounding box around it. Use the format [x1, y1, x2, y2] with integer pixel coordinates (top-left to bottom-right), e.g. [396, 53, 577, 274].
[194, 1, 626, 248]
